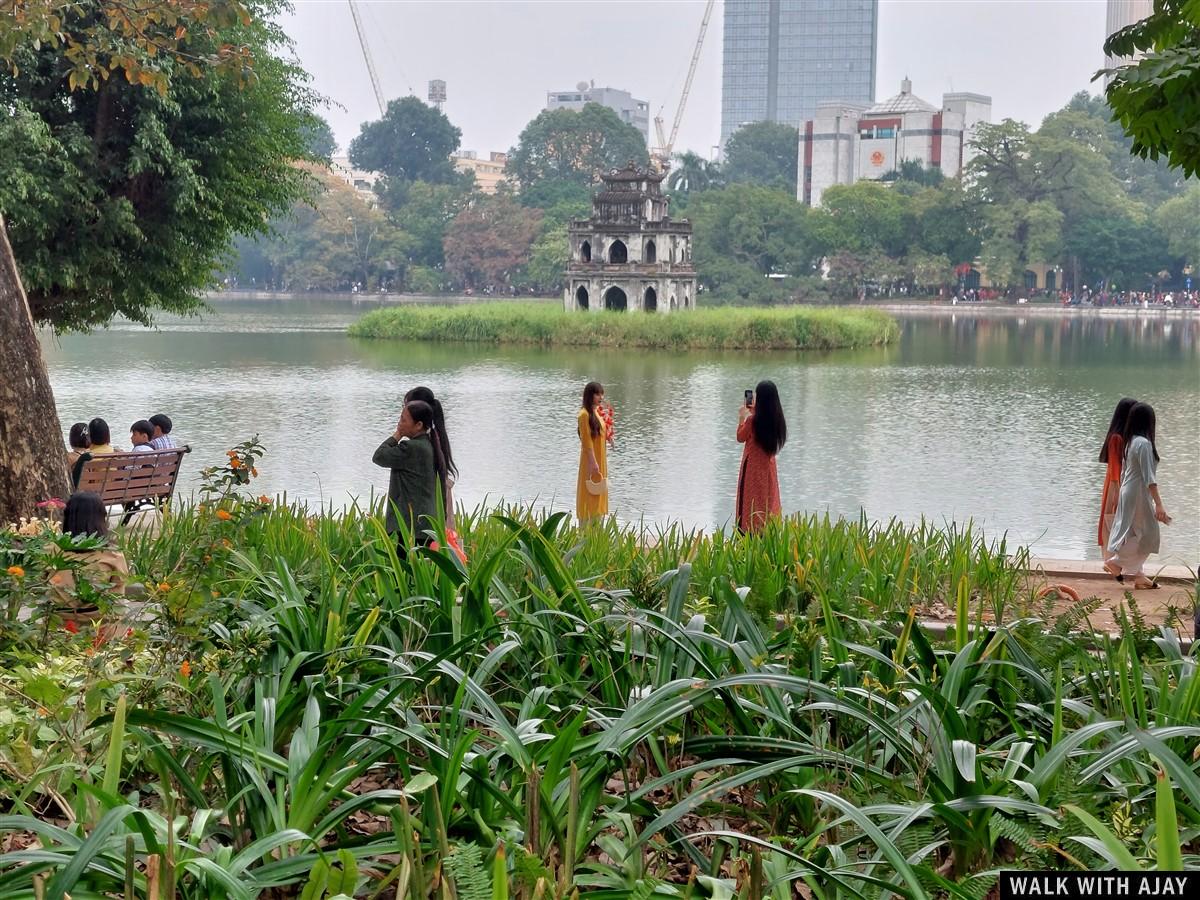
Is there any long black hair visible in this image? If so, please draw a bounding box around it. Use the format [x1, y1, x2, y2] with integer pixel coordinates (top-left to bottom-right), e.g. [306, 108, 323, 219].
[1122, 402, 1160, 462]
[68, 422, 90, 451]
[1099, 397, 1137, 462]
[62, 492, 108, 538]
[406, 400, 449, 507]
[405, 386, 457, 478]
[751, 380, 787, 455]
[582, 382, 603, 437]
[87, 417, 110, 446]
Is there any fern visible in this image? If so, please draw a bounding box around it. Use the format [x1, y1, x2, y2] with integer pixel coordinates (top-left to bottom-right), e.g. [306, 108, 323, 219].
[445, 843, 493, 900]
[958, 872, 999, 900]
[989, 815, 1043, 855]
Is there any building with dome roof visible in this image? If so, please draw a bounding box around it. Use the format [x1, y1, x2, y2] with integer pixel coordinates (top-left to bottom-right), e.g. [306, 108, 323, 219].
[799, 78, 991, 206]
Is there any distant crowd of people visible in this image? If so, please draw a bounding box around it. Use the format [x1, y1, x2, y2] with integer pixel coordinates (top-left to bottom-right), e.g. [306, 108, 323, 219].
[948, 287, 1199, 308]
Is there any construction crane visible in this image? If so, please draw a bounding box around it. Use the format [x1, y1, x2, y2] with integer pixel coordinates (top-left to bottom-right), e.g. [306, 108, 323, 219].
[651, 0, 716, 174]
[348, 0, 386, 116]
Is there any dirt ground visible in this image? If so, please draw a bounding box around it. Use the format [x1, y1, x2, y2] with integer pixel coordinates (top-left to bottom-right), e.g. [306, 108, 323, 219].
[1024, 572, 1197, 636]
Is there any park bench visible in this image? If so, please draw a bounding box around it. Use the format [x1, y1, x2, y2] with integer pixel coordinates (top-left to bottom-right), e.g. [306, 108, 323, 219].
[71, 447, 191, 522]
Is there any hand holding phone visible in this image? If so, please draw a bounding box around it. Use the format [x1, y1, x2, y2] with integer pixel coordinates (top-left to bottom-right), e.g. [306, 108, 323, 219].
[744, 389, 754, 408]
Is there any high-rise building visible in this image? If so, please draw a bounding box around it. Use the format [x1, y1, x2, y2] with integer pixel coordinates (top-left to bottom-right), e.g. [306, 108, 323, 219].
[1103, 0, 1154, 85]
[721, 0, 878, 151]
[546, 82, 650, 143]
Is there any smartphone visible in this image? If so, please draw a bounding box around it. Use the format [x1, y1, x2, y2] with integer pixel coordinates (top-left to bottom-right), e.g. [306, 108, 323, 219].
[744, 389, 754, 407]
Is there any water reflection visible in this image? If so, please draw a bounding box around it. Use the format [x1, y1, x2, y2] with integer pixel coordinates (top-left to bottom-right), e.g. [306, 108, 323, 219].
[41, 304, 1199, 563]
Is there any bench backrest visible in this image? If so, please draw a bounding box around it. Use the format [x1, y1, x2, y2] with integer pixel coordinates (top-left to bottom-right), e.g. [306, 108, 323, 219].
[74, 447, 191, 506]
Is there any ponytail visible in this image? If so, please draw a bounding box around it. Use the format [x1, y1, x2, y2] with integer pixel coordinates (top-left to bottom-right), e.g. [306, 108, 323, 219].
[406, 386, 457, 479]
[428, 422, 450, 509]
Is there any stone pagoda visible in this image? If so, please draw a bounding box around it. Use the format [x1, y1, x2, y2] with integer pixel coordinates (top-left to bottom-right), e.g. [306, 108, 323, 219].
[564, 163, 697, 313]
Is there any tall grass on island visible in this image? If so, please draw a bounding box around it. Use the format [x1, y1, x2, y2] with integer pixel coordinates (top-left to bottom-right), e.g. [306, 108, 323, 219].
[348, 301, 900, 351]
[1, 446, 1198, 897]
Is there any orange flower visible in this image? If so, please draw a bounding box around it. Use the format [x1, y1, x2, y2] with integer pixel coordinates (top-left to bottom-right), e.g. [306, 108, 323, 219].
[229, 458, 241, 469]
[5, 565, 24, 578]
[215, 509, 233, 521]
[36, 706, 49, 717]
[226, 449, 237, 458]
[179, 660, 191, 678]
[258, 495, 270, 504]
[251, 467, 259, 477]
[64, 620, 79, 634]
[157, 581, 171, 592]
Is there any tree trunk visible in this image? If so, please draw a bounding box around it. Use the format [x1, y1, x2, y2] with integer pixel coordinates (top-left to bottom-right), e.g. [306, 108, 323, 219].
[0, 214, 70, 523]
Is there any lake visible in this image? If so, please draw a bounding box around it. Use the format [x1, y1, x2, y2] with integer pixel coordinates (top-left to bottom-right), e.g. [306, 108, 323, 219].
[41, 301, 1200, 564]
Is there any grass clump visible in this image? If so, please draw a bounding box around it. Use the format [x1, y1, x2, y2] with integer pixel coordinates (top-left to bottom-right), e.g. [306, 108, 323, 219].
[347, 301, 900, 351]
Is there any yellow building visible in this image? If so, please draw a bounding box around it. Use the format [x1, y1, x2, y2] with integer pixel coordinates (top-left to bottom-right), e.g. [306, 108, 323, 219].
[453, 151, 510, 194]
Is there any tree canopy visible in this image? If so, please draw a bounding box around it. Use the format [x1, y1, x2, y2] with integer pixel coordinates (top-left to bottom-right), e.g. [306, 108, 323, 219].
[348, 95, 463, 185]
[443, 193, 542, 290]
[0, 0, 321, 331]
[1101, 0, 1200, 177]
[506, 103, 648, 205]
[722, 121, 800, 195]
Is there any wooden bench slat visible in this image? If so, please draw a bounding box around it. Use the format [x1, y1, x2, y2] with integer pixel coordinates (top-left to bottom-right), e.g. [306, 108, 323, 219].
[73, 447, 191, 513]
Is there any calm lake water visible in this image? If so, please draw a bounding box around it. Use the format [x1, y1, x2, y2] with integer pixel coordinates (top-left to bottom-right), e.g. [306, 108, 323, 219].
[41, 301, 1200, 564]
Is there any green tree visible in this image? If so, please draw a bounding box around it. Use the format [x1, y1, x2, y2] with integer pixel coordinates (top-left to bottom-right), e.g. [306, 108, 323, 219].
[969, 119, 1130, 286]
[1154, 184, 1200, 268]
[668, 151, 722, 194]
[1056, 91, 1184, 209]
[911, 180, 982, 265]
[882, 159, 944, 187]
[376, 178, 473, 271]
[1101, 0, 1200, 177]
[688, 184, 823, 302]
[443, 194, 542, 289]
[0, 0, 316, 519]
[506, 103, 648, 204]
[903, 249, 954, 294]
[817, 181, 915, 257]
[232, 166, 402, 291]
[722, 121, 799, 195]
[301, 115, 338, 159]
[348, 95, 462, 184]
[979, 199, 1064, 287]
[513, 224, 569, 294]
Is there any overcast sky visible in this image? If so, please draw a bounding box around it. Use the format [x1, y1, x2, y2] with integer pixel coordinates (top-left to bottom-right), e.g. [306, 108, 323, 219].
[281, 0, 1109, 159]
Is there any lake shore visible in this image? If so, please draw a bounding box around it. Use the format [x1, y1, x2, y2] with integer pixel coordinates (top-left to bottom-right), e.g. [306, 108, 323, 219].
[347, 302, 900, 351]
[874, 300, 1200, 318]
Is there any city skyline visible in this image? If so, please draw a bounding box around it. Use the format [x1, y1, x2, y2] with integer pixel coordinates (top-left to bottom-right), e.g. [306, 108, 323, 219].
[282, 0, 1108, 159]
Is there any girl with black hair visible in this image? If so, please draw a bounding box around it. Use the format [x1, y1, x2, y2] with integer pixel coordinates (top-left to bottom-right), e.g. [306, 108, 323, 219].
[1098, 397, 1137, 557]
[1105, 402, 1172, 589]
[87, 417, 117, 454]
[736, 380, 786, 534]
[48, 492, 130, 626]
[404, 386, 458, 527]
[373, 400, 444, 546]
[576, 382, 608, 523]
[66, 422, 91, 479]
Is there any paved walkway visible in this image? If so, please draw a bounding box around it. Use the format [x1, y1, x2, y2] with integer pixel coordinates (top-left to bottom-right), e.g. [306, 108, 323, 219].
[1029, 557, 1195, 583]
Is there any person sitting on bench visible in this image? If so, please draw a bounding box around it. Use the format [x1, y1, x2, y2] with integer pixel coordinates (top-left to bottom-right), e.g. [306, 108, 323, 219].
[130, 420, 155, 452]
[148, 414, 178, 450]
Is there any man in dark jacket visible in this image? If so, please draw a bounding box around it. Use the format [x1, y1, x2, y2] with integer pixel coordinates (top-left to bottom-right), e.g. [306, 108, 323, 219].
[372, 402, 440, 544]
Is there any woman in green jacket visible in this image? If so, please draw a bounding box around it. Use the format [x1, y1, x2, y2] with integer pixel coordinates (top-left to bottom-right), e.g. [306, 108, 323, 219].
[372, 400, 447, 546]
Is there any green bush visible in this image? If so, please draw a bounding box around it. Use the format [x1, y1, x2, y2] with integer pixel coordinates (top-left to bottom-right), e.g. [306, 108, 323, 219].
[347, 301, 899, 350]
